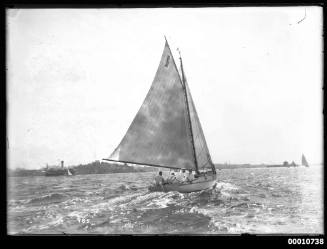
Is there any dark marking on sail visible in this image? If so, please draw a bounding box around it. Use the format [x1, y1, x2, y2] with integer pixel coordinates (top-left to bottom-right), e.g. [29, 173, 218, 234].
[165, 55, 170, 67]
[109, 42, 195, 170]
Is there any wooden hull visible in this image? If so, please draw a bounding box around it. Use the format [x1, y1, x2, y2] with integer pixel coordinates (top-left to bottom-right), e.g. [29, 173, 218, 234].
[148, 173, 217, 193]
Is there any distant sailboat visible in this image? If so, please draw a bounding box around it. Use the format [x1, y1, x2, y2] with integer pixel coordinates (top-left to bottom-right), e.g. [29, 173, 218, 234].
[67, 168, 73, 176]
[103, 38, 217, 193]
[301, 154, 309, 167]
[45, 161, 75, 176]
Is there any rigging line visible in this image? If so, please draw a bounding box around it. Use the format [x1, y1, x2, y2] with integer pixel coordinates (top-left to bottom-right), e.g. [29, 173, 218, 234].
[199, 162, 211, 169]
[197, 153, 207, 160]
[194, 147, 207, 158]
[170, 47, 197, 162]
[102, 158, 188, 170]
[186, 94, 209, 151]
[193, 133, 202, 142]
[193, 124, 212, 164]
[179, 58, 199, 174]
[166, 42, 184, 88]
[187, 119, 209, 157]
[199, 160, 210, 166]
[198, 147, 206, 154]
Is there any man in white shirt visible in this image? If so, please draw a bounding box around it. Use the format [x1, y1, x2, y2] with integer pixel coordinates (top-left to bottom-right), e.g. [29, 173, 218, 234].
[185, 169, 194, 182]
[176, 169, 184, 182]
[167, 172, 177, 184]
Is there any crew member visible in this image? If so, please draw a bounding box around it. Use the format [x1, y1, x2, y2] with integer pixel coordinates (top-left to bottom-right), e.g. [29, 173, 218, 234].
[176, 169, 184, 182]
[185, 169, 194, 182]
[154, 171, 165, 185]
[167, 172, 177, 184]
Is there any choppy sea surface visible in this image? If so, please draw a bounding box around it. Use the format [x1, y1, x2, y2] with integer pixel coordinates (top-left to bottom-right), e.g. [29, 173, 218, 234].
[8, 166, 323, 234]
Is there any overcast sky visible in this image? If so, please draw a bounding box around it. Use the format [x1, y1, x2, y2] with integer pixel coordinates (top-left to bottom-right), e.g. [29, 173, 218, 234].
[7, 7, 322, 169]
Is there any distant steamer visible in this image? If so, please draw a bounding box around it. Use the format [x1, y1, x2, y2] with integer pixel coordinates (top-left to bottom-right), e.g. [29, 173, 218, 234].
[44, 161, 74, 177]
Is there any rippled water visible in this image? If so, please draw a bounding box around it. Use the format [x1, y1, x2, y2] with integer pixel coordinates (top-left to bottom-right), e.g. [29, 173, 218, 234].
[8, 166, 323, 234]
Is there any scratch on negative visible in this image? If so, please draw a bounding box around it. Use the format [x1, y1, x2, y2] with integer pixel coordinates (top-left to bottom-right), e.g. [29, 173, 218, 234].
[297, 8, 306, 24]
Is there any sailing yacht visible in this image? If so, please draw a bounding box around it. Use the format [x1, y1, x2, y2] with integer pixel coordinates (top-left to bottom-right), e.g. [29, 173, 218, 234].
[67, 168, 73, 176]
[45, 161, 75, 176]
[301, 154, 309, 167]
[103, 38, 217, 193]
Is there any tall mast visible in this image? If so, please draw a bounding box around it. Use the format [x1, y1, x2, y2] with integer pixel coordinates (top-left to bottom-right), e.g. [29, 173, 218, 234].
[178, 49, 199, 174]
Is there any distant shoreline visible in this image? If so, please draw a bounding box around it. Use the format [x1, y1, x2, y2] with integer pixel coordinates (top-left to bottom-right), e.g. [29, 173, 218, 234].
[8, 161, 156, 177]
[9, 161, 315, 177]
[214, 163, 320, 169]
[215, 164, 296, 169]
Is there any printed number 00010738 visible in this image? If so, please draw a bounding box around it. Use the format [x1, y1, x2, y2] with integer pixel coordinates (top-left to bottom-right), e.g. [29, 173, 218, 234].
[288, 238, 324, 245]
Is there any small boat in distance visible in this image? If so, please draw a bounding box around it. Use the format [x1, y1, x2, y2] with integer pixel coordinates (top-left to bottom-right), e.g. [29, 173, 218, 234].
[67, 168, 73, 176]
[301, 154, 309, 167]
[103, 38, 217, 193]
[45, 161, 75, 176]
